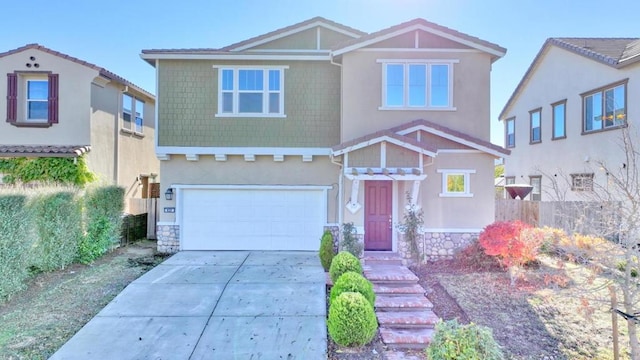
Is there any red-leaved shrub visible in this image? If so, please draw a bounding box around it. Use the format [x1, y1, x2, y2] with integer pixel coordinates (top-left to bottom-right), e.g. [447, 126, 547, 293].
[478, 221, 540, 268]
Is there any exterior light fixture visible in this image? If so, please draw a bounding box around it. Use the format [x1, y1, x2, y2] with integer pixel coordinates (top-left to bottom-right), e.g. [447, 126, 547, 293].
[165, 188, 174, 200]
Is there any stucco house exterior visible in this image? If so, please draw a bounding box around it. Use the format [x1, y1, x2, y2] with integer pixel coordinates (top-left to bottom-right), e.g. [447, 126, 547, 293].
[499, 38, 639, 201]
[142, 17, 508, 259]
[0, 44, 159, 211]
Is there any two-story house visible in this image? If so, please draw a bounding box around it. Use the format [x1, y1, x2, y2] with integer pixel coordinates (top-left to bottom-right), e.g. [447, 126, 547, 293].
[0, 44, 159, 211]
[142, 17, 508, 256]
[500, 38, 639, 201]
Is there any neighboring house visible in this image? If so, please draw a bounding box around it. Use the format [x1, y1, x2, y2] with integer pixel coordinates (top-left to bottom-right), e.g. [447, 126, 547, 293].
[142, 17, 508, 257]
[499, 38, 639, 201]
[0, 44, 159, 211]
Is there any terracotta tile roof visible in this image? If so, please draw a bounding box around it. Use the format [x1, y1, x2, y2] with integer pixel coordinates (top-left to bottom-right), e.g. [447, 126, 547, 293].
[0, 44, 154, 99]
[332, 119, 509, 157]
[552, 37, 640, 66]
[499, 37, 639, 120]
[0, 145, 91, 157]
[331, 18, 506, 60]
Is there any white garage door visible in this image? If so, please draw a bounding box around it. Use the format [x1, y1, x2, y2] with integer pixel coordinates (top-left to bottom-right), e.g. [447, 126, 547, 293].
[181, 188, 325, 251]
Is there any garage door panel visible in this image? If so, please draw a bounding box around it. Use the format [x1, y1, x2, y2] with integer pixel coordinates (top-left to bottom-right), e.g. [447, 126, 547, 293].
[181, 189, 324, 251]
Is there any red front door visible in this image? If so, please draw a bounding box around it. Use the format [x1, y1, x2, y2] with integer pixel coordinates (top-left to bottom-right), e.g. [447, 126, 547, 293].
[364, 180, 392, 251]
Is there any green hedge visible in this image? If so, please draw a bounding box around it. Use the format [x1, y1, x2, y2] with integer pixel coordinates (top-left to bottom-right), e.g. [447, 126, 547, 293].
[77, 186, 124, 264]
[0, 195, 33, 301]
[30, 191, 83, 272]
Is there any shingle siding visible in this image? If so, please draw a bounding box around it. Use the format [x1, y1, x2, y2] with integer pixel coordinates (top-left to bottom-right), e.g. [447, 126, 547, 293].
[158, 60, 340, 147]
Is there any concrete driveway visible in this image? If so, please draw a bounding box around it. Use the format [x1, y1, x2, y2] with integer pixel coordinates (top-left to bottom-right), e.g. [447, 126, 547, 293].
[50, 251, 327, 360]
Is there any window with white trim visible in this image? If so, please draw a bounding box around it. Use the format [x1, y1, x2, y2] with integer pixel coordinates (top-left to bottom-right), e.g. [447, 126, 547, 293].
[379, 60, 455, 110]
[437, 169, 475, 197]
[217, 67, 285, 117]
[26, 78, 48, 121]
[571, 173, 594, 191]
[122, 94, 144, 134]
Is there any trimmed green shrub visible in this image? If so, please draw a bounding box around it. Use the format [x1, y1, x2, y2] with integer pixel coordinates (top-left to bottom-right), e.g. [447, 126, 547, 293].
[0, 195, 33, 301]
[77, 186, 124, 264]
[30, 191, 83, 271]
[426, 320, 504, 360]
[0, 155, 95, 186]
[319, 230, 335, 271]
[329, 251, 363, 283]
[330, 271, 375, 306]
[328, 292, 378, 347]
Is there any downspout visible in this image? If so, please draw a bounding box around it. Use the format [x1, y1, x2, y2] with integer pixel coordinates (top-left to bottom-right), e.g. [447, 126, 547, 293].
[115, 85, 128, 184]
[330, 53, 344, 231]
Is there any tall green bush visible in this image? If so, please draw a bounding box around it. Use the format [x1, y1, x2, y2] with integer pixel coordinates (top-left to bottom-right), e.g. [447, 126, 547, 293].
[0, 195, 33, 301]
[426, 320, 504, 360]
[30, 191, 83, 271]
[319, 230, 335, 271]
[77, 186, 124, 264]
[341, 222, 363, 257]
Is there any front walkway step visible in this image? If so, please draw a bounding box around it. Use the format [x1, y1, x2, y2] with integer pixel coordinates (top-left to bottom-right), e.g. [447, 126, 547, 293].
[362, 252, 403, 266]
[373, 283, 426, 296]
[376, 295, 433, 311]
[380, 327, 435, 349]
[363, 265, 418, 283]
[377, 311, 439, 328]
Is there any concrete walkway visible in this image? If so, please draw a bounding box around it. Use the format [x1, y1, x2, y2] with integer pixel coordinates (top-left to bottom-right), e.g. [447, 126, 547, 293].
[50, 251, 327, 360]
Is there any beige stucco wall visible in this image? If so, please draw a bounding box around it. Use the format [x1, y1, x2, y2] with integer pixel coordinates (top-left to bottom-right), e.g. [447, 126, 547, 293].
[340, 50, 492, 142]
[501, 46, 639, 201]
[158, 155, 340, 223]
[342, 151, 496, 246]
[89, 81, 158, 203]
[157, 59, 340, 147]
[0, 48, 97, 145]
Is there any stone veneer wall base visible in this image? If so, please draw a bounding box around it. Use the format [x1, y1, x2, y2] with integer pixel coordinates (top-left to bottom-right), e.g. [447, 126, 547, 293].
[398, 232, 479, 265]
[157, 224, 180, 253]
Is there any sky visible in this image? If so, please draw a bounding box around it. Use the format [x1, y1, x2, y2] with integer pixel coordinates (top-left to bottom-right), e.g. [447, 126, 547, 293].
[2, 0, 638, 146]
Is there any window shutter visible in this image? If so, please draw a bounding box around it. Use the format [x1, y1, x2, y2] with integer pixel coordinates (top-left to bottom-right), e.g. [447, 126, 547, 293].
[6, 73, 17, 123]
[48, 73, 59, 124]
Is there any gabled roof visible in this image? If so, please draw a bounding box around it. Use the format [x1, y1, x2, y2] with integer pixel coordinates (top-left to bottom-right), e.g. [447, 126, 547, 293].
[141, 17, 365, 59]
[331, 18, 506, 61]
[0, 44, 154, 99]
[220, 16, 365, 52]
[499, 37, 640, 120]
[332, 119, 509, 158]
[332, 130, 438, 157]
[0, 145, 91, 158]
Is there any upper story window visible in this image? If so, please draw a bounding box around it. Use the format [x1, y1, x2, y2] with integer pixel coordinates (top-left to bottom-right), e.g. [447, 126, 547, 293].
[583, 80, 627, 133]
[552, 100, 566, 140]
[216, 66, 286, 117]
[378, 59, 457, 110]
[505, 117, 515, 148]
[529, 108, 541, 144]
[26, 79, 48, 121]
[437, 169, 475, 197]
[6, 73, 58, 127]
[571, 173, 594, 191]
[122, 94, 144, 134]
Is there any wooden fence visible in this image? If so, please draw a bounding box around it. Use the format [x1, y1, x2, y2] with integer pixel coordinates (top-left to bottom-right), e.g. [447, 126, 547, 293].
[495, 199, 620, 236]
[128, 198, 158, 240]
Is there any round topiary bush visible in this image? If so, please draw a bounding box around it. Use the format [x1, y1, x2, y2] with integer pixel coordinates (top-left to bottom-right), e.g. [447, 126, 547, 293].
[327, 292, 378, 347]
[329, 251, 363, 283]
[319, 230, 335, 271]
[330, 271, 375, 307]
[426, 320, 504, 360]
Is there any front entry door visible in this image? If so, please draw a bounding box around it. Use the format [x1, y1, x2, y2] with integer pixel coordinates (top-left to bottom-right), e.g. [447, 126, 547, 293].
[364, 180, 392, 251]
